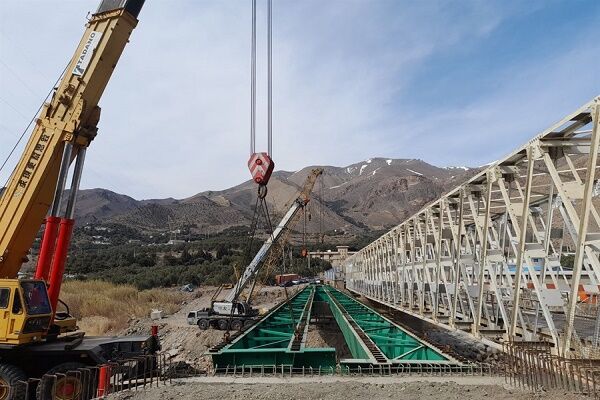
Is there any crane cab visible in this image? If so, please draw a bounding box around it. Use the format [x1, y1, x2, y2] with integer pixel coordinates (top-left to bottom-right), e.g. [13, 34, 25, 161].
[211, 301, 258, 318]
[0, 279, 52, 345]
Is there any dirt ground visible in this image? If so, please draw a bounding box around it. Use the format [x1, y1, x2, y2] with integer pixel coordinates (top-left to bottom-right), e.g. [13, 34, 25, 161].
[305, 323, 352, 359]
[110, 287, 586, 399]
[108, 377, 587, 400]
[120, 285, 299, 371]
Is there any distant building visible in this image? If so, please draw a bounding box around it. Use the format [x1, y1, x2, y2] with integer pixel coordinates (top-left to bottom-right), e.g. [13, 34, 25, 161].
[309, 245, 356, 287]
[167, 239, 186, 246]
[91, 235, 111, 245]
[309, 246, 355, 268]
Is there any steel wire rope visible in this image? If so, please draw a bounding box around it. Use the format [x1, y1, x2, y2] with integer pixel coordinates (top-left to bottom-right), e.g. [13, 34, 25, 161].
[250, 0, 256, 155]
[250, 196, 276, 293]
[319, 171, 324, 243]
[0, 96, 29, 120]
[235, 0, 277, 330]
[0, 63, 69, 186]
[0, 59, 39, 97]
[267, 0, 272, 157]
[0, 31, 53, 81]
[249, 0, 273, 157]
[225, 194, 263, 332]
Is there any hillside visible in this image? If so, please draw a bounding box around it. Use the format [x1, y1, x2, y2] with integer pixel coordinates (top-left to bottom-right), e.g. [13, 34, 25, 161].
[68, 158, 476, 234]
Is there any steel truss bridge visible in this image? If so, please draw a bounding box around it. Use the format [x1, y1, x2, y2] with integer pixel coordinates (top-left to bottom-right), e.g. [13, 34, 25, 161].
[344, 96, 600, 357]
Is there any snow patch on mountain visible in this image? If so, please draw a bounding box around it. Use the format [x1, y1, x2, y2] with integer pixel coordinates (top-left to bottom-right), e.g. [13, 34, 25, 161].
[329, 181, 349, 189]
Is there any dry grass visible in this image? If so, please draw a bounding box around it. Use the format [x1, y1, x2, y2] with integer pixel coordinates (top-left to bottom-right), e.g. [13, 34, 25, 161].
[60, 280, 187, 335]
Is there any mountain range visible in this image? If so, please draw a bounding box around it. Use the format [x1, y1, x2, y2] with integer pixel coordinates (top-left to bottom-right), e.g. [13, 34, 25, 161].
[69, 158, 476, 235]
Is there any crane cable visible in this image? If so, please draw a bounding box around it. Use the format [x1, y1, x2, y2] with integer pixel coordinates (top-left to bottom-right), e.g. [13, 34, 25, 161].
[250, 0, 256, 155]
[319, 171, 324, 243]
[245, 0, 276, 277]
[249, 0, 273, 159]
[0, 63, 69, 182]
[225, 1, 276, 333]
[267, 0, 272, 158]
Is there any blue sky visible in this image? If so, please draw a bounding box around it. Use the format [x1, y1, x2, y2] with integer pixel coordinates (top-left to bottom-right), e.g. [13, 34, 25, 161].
[0, 0, 598, 199]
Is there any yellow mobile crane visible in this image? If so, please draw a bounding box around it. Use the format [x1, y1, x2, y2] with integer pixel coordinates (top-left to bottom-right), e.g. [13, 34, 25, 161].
[0, 1, 158, 398]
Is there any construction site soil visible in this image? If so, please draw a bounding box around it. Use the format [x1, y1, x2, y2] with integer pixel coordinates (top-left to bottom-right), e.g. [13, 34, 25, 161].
[120, 285, 506, 371]
[114, 285, 530, 399]
[108, 377, 587, 400]
[120, 285, 301, 371]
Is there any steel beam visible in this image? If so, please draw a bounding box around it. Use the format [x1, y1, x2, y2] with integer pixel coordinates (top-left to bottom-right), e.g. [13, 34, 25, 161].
[322, 286, 454, 365]
[209, 286, 337, 368]
[209, 285, 458, 369]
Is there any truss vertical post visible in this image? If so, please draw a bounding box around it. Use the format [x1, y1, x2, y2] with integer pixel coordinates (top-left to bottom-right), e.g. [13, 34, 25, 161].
[473, 175, 493, 336]
[450, 192, 465, 327]
[401, 226, 408, 305]
[509, 147, 536, 338]
[434, 201, 443, 321]
[408, 220, 415, 310]
[562, 100, 600, 356]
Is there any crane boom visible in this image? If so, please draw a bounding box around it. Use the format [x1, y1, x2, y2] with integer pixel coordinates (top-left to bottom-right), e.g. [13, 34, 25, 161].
[225, 168, 323, 303]
[0, 3, 161, 395]
[227, 200, 301, 302]
[0, 0, 143, 279]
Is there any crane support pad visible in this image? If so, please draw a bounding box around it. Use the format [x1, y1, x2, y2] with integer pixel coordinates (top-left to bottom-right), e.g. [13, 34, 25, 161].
[208, 285, 459, 370]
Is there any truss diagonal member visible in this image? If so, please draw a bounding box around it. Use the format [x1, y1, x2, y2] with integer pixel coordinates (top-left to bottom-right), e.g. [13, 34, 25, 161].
[473, 175, 494, 335]
[509, 147, 536, 338]
[450, 191, 465, 327]
[562, 100, 600, 356]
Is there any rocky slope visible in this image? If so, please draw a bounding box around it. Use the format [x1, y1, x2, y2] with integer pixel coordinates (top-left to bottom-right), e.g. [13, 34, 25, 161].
[69, 158, 476, 233]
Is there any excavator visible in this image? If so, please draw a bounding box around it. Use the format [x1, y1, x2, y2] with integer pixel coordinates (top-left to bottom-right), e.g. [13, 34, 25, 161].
[187, 168, 323, 331]
[0, 1, 158, 398]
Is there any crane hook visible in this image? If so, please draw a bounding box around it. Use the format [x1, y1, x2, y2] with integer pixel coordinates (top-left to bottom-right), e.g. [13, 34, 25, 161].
[258, 184, 268, 199]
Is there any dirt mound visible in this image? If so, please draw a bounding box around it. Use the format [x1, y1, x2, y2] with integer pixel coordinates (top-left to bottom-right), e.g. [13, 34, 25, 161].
[125, 318, 222, 372]
[120, 285, 294, 371]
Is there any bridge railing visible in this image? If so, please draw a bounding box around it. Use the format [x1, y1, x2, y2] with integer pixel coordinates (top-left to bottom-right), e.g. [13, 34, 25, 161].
[503, 340, 600, 396]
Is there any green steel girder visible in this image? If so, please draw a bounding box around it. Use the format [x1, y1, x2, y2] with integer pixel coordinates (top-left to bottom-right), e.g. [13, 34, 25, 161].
[322, 287, 372, 361]
[323, 286, 452, 363]
[209, 285, 457, 370]
[209, 286, 337, 368]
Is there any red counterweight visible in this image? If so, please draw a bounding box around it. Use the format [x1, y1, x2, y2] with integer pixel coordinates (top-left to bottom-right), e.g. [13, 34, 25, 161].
[248, 152, 274, 185]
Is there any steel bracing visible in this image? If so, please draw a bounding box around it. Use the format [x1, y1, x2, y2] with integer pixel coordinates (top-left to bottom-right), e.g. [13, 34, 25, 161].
[344, 96, 600, 357]
[209, 286, 337, 368]
[209, 285, 456, 369]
